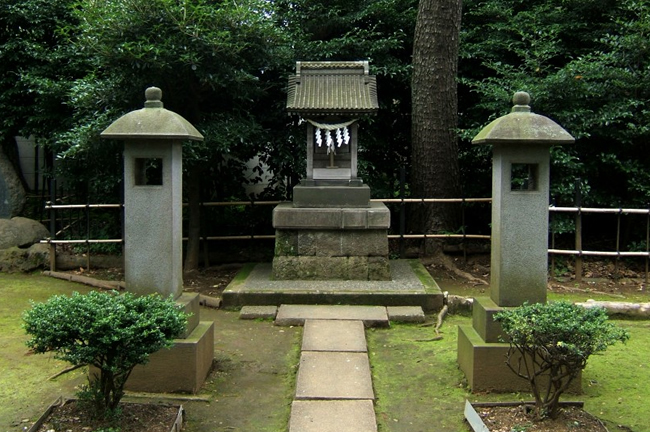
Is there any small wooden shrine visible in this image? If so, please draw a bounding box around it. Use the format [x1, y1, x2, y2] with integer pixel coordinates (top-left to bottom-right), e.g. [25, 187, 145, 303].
[272, 61, 390, 280]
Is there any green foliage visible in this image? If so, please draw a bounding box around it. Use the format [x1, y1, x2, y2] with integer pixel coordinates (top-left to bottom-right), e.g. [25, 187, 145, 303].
[6, 0, 650, 236]
[0, 0, 79, 136]
[0, 0, 83, 181]
[459, 0, 650, 208]
[23, 291, 187, 416]
[274, 0, 417, 198]
[494, 301, 629, 420]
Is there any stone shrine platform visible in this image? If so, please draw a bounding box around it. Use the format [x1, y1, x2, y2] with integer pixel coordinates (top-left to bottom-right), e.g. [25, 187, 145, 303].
[222, 260, 444, 312]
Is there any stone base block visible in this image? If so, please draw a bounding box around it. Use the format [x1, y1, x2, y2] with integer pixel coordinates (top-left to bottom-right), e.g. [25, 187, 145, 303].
[222, 260, 443, 312]
[124, 320, 214, 394]
[458, 325, 581, 394]
[176, 292, 200, 339]
[292, 184, 371, 208]
[275, 229, 388, 257]
[472, 296, 508, 343]
[272, 256, 390, 281]
[273, 202, 390, 230]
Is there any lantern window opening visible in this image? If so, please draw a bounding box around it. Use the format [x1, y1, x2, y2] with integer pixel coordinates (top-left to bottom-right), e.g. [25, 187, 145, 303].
[134, 157, 163, 186]
[511, 163, 538, 191]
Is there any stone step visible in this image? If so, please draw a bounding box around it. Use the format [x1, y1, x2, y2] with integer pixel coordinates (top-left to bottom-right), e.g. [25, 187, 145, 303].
[276, 305, 389, 327]
[289, 400, 377, 432]
[222, 260, 444, 312]
[386, 305, 426, 323]
[239, 304, 427, 324]
[295, 351, 374, 400]
[302, 319, 367, 352]
[239, 305, 278, 320]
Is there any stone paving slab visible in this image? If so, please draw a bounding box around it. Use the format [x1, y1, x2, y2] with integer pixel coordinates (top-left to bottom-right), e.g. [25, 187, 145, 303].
[302, 320, 367, 352]
[386, 306, 426, 323]
[295, 351, 374, 400]
[289, 400, 377, 432]
[239, 305, 278, 320]
[276, 305, 389, 327]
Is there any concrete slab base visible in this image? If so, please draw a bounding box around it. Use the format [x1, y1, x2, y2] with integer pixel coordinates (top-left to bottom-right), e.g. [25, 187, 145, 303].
[458, 325, 582, 394]
[291, 184, 372, 208]
[295, 351, 374, 400]
[302, 319, 367, 352]
[289, 400, 377, 432]
[276, 305, 389, 327]
[222, 260, 443, 312]
[176, 292, 201, 338]
[123, 320, 215, 394]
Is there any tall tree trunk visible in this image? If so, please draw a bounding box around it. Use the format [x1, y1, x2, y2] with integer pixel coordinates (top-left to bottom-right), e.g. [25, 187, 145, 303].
[0, 137, 27, 217]
[410, 0, 462, 253]
[183, 167, 203, 274]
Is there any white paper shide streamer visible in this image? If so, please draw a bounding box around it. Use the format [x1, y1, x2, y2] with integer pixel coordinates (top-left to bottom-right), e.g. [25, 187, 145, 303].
[308, 119, 356, 155]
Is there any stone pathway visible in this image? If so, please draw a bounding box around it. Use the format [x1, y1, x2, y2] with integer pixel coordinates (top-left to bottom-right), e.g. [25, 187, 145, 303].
[240, 304, 425, 432]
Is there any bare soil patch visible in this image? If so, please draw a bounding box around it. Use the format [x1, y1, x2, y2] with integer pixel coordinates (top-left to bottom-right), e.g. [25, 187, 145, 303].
[34, 400, 180, 432]
[66, 263, 242, 298]
[475, 404, 607, 432]
[64, 253, 650, 307]
[422, 253, 648, 298]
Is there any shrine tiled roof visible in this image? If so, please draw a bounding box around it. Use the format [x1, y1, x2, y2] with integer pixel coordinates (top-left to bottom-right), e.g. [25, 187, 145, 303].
[286, 61, 379, 116]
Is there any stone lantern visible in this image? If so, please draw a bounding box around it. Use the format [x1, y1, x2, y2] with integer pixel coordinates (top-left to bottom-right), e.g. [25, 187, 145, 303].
[101, 87, 213, 393]
[457, 91, 574, 392]
[101, 86, 203, 298]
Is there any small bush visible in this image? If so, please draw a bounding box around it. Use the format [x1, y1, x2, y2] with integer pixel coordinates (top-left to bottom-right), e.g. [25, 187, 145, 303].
[494, 301, 629, 420]
[23, 290, 187, 418]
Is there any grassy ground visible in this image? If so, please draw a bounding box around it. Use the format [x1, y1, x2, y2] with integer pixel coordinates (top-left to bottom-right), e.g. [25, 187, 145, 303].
[0, 273, 91, 430]
[1, 272, 648, 432]
[368, 316, 650, 432]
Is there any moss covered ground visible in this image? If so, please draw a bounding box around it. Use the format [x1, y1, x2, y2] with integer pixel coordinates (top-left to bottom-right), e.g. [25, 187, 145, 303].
[0, 274, 91, 430]
[368, 316, 650, 432]
[1, 272, 648, 432]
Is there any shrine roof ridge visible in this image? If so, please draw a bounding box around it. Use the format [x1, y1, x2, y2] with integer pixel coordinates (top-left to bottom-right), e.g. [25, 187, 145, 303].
[287, 61, 379, 116]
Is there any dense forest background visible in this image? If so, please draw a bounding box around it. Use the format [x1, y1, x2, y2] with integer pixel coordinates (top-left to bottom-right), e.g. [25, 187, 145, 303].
[2, 0, 649, 259]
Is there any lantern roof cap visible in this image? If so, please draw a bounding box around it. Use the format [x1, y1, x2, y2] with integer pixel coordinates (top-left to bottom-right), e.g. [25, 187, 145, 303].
[472, 91, 574, 146]
[101, 87, 204, 141]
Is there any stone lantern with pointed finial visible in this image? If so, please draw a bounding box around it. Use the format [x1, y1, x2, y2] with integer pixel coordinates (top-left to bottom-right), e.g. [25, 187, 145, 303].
[101, 87, 213, 394]
[102, 86, 203, 298]
[457, 91, 575, 392]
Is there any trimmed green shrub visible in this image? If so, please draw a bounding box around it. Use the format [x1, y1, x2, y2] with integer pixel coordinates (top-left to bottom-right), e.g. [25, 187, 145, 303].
[23, 290, 187, 417]
[494, 301, 629, 420]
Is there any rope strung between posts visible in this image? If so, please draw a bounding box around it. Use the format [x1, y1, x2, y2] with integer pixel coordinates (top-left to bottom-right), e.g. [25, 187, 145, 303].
[307, 119, 357, 155]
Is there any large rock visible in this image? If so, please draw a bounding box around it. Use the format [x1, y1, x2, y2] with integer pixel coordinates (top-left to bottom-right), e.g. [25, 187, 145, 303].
[0, 243, 49, 272]
[0, 151, 26, 218]
[0, 217, 49, 249]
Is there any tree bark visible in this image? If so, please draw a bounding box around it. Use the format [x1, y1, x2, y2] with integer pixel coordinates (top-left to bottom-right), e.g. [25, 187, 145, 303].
[0, 138, 27, 217]
[576, 300, 650, 317]
[410, 0, 463, 252]
[183, 167, 203, 273]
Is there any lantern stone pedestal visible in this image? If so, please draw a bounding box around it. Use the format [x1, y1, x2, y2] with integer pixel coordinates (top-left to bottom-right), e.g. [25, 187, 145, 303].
[457, 92, 575, 392]
[101, 87, 214, 394]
